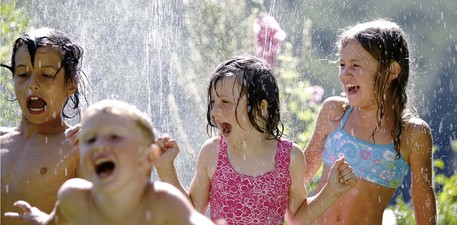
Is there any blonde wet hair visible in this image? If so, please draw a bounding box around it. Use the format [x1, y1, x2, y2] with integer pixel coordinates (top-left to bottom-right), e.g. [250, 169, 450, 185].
[82, 99, 156, 145]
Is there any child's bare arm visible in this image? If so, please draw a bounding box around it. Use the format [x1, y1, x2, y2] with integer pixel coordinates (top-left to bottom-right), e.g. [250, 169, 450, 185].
[188, 141, 214, 213]
[287, 156, 356, 225]
[406, 119, 437, 225]
[155, 135, 189, 197]
[304, 97, 344, 183]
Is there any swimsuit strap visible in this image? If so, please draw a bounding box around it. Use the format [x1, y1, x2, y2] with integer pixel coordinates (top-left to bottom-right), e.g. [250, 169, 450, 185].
[339, 106, 353, 130]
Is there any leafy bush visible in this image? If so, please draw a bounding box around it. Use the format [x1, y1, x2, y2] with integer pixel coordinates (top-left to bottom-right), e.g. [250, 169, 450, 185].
[0, 1, 30, 127]
[389, 140, 457, 224]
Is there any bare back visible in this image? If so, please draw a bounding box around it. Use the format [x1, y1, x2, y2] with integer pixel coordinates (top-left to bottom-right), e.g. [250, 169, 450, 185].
[1, 129, 79, 225]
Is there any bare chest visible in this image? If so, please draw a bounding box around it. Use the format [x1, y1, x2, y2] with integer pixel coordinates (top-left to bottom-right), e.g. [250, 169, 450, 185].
[226, 148, 277, 177]
[1, 134, 78, 212]
[71, 209, 164, 225]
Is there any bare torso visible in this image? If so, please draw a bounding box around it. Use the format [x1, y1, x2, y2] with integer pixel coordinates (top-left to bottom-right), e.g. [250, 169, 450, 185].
[1, 129, 79, 225]
[310, 99, 407, 225]
[312, 166, 397, 225]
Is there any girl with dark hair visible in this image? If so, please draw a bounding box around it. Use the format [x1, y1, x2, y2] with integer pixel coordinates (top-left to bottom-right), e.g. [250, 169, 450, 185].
[1, 27, 85, 225]
[156, 55, 356, 225]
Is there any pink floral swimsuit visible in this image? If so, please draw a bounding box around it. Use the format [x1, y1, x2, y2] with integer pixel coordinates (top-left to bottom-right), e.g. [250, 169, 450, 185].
[209, 136, 292, 225]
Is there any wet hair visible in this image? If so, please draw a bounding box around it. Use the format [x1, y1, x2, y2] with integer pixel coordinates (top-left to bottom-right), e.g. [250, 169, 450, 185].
[83, 99, 156, 146]
[1, 27, 85, 119]
[206, 55, 284, 141]
[337, 19, 417, 153]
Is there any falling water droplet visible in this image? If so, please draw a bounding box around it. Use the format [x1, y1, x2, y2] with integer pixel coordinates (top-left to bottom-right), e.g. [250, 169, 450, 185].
[145, 211, 152, 221]
[65, 168, 68, 176]
[45, 137, 48, 143]
[5, 184, 9, 193]
[52, 111, 57, 119]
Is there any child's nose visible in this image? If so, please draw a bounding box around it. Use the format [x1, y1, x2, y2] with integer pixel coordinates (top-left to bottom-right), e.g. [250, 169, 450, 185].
[28, 74, 39, 90]
[91, 138, 110, 152]
[339, 67, 352, 79]
[210, 104, 221, 116]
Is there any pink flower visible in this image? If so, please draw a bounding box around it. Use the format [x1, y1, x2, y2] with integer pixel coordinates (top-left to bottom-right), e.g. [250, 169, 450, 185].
[305, 85, 325, 106]
[254, 14, 286, 67]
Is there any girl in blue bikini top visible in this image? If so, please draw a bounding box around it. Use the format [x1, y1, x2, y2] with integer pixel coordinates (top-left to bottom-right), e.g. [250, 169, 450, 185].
[322, 106, 409, 188]
[304, 19, 437, 225]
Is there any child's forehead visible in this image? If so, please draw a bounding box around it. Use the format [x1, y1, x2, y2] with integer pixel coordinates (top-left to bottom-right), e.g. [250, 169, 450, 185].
[214, 75, 241, 88]
[82, 110, 128, 126]
[15, 44, 62, 64]
[80, 112, 139, 135]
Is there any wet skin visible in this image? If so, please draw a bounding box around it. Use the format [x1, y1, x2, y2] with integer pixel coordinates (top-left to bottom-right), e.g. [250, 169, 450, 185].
[1, 45, 78, 225]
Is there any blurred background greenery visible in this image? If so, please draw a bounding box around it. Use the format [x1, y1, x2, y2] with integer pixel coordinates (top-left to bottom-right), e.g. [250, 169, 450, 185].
[1, 0, 455, 223]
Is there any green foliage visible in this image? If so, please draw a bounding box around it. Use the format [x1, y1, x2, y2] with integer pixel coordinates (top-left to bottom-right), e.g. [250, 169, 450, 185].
[177, 0, 321, 145]
[435, 173, 457, 224]
[167, 0, 261, 143]
[389, 140, 457, 224]
[278, 35, 321, 148]
[0, 0, 30, 127]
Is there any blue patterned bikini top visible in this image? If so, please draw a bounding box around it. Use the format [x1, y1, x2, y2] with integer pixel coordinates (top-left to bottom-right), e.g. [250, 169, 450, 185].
[322, 107, 409, 188]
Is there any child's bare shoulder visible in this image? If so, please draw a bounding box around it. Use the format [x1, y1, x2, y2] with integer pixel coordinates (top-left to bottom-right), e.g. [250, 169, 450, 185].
[198, 136, 221, 161]
[201, 136, 221, 152]
[321, 96, 348, 116]
[147, 182, 212, 224]
[150, 181, 184, 198]
[402, 117, 432, 144]
[57, 178, 91, 215]
[58, 178, 91, 199]
[146, 181, 193, 213]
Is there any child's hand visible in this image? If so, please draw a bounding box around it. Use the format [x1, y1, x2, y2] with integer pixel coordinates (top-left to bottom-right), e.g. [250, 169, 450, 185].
[155, 134, 180, 168]
[327, 157, 357, 197]
[3, 200, 49, 225]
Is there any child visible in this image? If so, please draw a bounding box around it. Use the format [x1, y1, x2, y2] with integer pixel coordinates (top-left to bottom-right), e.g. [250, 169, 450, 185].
[7, 99, 219, 225]
[156, 55, 357, 225]
[1, 27, 84, 225]
[303, 19, 437, 224]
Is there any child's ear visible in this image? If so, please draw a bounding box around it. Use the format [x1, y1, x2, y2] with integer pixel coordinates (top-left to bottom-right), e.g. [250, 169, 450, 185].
[66, 78, 78, 96]
[147, 144, 160, 165]
[260, 99, 268, 117]
[388, 61, 401, 81]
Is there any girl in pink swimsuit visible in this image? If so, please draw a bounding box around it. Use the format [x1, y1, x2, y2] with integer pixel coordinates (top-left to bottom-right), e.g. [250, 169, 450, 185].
[156, 55, 357, 225]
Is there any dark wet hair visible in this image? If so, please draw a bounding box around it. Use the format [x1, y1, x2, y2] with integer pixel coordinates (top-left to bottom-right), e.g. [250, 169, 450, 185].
[1, 27, 85, 119]
[337, 19, 417, 153]
[206, 55, 283, 141]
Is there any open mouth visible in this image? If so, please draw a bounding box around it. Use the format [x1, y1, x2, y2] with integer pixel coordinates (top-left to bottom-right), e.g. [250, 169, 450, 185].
[346, 84, 360, 95]
[220, 122, 232, 137]
[27, 96, 47, 113]
[94, 158, 116, 179]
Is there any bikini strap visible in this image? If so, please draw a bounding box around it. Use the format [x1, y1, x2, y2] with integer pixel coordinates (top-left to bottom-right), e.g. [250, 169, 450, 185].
[339, 106, 353, 130]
